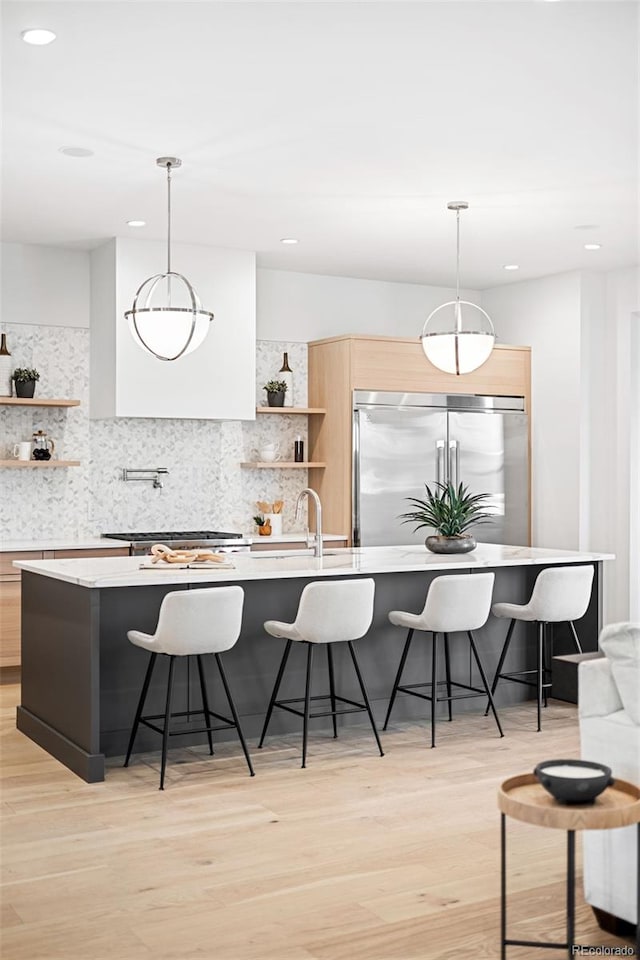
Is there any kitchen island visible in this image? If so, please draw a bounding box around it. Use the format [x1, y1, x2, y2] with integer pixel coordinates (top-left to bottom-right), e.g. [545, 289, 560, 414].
[15, 544, 611, 782]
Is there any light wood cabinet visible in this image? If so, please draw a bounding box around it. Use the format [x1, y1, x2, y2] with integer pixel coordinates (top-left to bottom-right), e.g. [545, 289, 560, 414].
[0, 546, 129, 668]
[307, 335, 531, 544]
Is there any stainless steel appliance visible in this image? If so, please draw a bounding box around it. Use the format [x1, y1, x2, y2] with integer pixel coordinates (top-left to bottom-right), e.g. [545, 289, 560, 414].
[353, 391, 529, 547]
[102, 531, 252, 556]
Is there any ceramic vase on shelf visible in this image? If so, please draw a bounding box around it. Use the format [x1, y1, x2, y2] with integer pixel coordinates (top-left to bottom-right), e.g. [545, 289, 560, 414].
[278, 352, 293, 407]
[0, 334, 11, 397]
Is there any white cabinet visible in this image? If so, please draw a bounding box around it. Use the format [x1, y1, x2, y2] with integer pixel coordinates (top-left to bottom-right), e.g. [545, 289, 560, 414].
[90, 238, 256, 420]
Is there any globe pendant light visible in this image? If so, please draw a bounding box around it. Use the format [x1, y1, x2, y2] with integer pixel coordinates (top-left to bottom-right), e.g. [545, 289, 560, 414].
[421, 201, 494, 376]
[124, 158, 214, 362]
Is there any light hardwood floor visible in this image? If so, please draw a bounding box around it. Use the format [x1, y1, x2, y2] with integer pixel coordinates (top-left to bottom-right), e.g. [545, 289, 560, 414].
[0, 683, 628, 960]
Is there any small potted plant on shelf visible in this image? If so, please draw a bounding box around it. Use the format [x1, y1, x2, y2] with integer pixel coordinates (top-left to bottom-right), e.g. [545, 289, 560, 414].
[399, 481, 493, 554]
[263, 379, 288, 408]
[253, 514, 272, 536]
[12, 368, 40, 399]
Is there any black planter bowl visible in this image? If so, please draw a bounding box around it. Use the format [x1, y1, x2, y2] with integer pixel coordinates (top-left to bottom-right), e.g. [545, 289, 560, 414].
[534, 759, 613, 805]
[425, 535, 476, 554]
[266, 391, 285, 407]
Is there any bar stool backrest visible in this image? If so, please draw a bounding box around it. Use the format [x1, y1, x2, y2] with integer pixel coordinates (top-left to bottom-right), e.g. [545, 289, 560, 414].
[152, 586, 244, 655]
[294, 578, 375, 644]
[422, 572, 495, 633]
[527, 566, 594, 622]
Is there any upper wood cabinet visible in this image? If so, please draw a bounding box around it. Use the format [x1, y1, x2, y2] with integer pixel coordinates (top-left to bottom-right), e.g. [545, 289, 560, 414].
[307, 335, 531, 544]
[90, 239, 256, 420]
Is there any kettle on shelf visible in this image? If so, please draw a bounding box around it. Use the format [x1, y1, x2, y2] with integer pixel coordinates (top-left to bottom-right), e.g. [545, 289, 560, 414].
[32, 430, 55, 461]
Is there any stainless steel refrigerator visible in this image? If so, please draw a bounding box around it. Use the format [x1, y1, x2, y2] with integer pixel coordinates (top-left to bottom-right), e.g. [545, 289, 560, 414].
[353, 391, 529, 547]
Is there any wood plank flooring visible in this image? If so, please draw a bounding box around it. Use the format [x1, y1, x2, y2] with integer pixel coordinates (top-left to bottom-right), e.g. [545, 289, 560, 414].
[0, 681, 629, 960]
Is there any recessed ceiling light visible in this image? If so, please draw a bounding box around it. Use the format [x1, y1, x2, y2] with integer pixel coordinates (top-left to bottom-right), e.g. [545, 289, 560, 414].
[21, 28, 56, 45]
[59, 146, 94, 158]
[280, 238, 299, 245]
[126, 220, 146, 228]
[503, 264, 520, 271]
[584, 243, 602, 251]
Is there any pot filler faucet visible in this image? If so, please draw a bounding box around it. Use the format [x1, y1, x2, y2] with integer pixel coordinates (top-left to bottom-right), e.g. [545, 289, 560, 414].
[295, 487, 323, 559]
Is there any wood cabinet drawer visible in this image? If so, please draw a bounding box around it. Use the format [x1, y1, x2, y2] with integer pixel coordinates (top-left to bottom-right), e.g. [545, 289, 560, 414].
[52, 548, 130, 559]
[0, 581, 21, 668]
[250, 539, 348, 552]
[0, 551, 43, 581]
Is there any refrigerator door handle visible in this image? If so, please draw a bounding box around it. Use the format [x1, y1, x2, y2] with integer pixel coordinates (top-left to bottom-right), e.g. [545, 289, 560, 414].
[448, 440, 460, 488]
[352, 409, 361, 546]
[436, 441, 446, 485]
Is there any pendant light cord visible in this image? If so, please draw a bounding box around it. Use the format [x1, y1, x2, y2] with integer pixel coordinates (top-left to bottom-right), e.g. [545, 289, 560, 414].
[166, 161, 172, 275]
[455, 207, 461, 302]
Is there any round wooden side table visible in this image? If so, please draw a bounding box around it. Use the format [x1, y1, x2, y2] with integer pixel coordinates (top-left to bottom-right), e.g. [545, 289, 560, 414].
[498, 773, 640, 959]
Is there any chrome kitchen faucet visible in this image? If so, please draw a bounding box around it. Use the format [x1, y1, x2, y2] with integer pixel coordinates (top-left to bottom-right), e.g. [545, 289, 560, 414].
[295, 488, 323, 559]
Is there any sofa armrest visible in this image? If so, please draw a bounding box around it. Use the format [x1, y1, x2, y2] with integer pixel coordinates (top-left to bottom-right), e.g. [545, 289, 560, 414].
[579, 657, 623, 719]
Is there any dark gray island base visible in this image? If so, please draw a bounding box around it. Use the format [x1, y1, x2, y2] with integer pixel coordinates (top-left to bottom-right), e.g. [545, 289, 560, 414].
[16, 548, 605, 783]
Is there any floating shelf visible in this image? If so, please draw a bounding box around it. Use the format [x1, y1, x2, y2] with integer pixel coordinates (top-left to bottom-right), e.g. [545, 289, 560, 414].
[0, 397, 81, 407]
[255, 407, 326, 415]
[0, 460, 81, 468]
[241, 461, 326, 469]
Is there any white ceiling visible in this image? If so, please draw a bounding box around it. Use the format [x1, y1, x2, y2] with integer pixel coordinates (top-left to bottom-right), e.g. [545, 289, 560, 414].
[2, 1, 638, 289]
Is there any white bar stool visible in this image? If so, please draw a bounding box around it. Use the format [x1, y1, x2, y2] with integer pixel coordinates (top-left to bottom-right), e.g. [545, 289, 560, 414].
[257, 578, 384, 768]
[124, 586, 254, 789]
[489, 564, 594, 731]
[384, 572, 502, 748]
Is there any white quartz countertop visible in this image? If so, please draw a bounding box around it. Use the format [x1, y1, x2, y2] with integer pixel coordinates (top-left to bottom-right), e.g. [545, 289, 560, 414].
[1, 533, 348, 552]
[14, 543, 613, 589]
[1, 537, 131, 553]
[245, 533, 348, 543]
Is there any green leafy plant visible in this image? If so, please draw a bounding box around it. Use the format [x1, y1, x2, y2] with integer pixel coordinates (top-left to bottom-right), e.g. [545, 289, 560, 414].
[12, 367, 40, 383]
[263, 379, 288, 394]
[253, 514, 266, 527]
[400, 481, 493, 538]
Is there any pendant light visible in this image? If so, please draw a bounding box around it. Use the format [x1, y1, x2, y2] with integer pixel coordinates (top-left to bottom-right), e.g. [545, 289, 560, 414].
[420, 201, 494, 376]
[124, 158, 214, 362]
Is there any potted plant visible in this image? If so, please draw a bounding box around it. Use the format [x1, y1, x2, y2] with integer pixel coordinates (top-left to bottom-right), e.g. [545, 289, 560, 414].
[253, 514, 272, 536]
[263, 379, 288, 408]
[399, 481, 493, 554]
[12, 367, 40, 399]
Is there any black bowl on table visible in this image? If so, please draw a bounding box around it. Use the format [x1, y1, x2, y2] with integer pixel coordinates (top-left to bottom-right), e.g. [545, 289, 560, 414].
[534, 759, 613, 805]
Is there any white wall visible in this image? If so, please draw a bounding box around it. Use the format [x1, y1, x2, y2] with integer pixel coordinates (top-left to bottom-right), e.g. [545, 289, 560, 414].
[1, 242, 90, 328]
[482, 272, 584, 551]
[256, 267, 480, 341]
[483, 266, 640, 622]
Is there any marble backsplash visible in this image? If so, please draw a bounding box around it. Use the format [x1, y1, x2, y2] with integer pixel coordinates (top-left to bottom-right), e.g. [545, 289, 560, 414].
[0, 324, 312, 539]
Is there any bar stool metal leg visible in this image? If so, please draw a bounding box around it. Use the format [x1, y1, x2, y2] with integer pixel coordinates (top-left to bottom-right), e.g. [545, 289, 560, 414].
[537, 622, 544, 732]
[431, 631, 438, 748]
[258, 638, 293, 748]
[160, 655, 176, 791]
[215, 653, 254, 777]
[124, 652, 158, 767]
[568, 620, 583, 654]
[443, 632, 453, 721]
[196, 655, 214, 756]
[302, 643, 315, 769]
[327, 645, 338, 738]
[542, 623, 549, 709]
[486, 618, 517, 716]
[383, 628, 414, 730]
[468, 631, 503, 738]
[347, 641, 384, 757]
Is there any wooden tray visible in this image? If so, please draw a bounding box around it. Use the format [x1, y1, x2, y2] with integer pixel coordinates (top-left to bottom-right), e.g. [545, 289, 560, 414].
[498, 773, 640, 831]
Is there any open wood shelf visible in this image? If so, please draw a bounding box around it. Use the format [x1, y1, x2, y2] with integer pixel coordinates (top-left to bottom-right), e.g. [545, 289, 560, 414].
[240, 461, 326, 469]
[0, 397, 80, 407]
[255, 407, 326, 415]
[0, 460, 81, 468]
